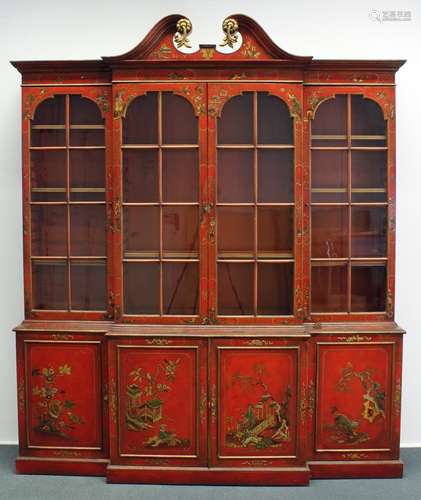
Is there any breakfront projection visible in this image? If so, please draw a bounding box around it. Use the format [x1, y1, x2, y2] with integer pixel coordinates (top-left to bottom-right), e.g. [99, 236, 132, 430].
[12, 14, 405, 486]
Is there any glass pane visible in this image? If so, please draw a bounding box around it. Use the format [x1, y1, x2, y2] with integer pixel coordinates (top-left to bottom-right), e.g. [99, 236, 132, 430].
[32, 260, 67, 310]
[123, 149, 158, 203]
[258, 149, 294, 203]
[71, 260, 106, 310]
[163, 262, 199, 315]
[163, 206, 198, 258]
[351, 263, 387, 312]
[218, 263, 253, 315]
[351, 207, 387, 257]
[123, 206, 159, 259]
[31, 96, 65, 147]
[258, 263, 293, 315]
[258, 207, 293, 259]
[163, 149, 198, 202]
[123, 93, 157, 145]
[351, 95, 386, 145]
[162, 93, 198, 144]
[258, 93, 293, 144]
[352, 151, 387, 202]
[123, 262, 159, 314]
[31, 150, 66, 201]
[311, 95, 347, 147]
[218, 207, 253, 259]
[70, 95, 104, 146]
[70, 131, 104, 147]
[70, 150, 105, 201]
[311, 206, 348, 258]
[70, 95, 102, 123]
[31, 205, 67, 256]
[311, 150, 347, 203]
[218, 93, 253, 144]
[311, 262, 348, 312]
[70, 205, 106, 256]
[217, 149, 253, 203]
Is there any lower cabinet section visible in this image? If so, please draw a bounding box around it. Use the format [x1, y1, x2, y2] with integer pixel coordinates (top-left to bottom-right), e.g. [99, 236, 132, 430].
[14, 322, 404, 484]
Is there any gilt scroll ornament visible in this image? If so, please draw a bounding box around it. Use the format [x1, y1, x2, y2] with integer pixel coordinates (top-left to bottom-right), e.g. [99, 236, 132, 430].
[220, 18, 239, 48]
[174, 18, 193, 49]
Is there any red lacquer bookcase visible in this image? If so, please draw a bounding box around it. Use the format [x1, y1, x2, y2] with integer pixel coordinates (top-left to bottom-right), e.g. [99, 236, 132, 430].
[11, 14, 405, 485]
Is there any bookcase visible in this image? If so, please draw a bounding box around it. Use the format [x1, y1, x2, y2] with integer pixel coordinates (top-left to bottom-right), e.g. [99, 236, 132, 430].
[11, 14, 405, 485]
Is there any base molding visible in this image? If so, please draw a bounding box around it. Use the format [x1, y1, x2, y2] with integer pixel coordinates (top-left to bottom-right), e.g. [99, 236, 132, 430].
[14, 458, 405, 483]
[16, 456, 109, 476]
[106, 465, 311, 485]
[308, 460, 404, 479]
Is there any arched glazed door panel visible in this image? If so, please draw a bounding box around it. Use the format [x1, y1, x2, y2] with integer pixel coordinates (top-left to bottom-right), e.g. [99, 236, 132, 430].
[117, 85, 207, 321]
[208, 85, 303, 323]
[29, 94, 108, 314]
[309, 94, 389, 315]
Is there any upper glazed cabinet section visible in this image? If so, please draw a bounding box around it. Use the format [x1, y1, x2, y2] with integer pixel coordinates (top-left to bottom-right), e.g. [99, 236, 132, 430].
[12, 15, 405, 323]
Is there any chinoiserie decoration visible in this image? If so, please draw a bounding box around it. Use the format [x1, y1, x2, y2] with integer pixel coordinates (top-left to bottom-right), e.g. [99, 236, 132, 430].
[31, 364, 84, 438]
[125, 358, 190, 448]
[225, 363, 292, 449]
[325, 363, 386, 445]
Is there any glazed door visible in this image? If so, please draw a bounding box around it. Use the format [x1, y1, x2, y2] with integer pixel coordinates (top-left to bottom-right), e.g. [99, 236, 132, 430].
[209, 338, 307, 467]
[303, 86, 395, 321]
[108, 337, 207, 467]
[23, 88, 112, 320]
[207, 84, 304, 324]
[113, 83, 208, 323]
[311, 337, 402, 461]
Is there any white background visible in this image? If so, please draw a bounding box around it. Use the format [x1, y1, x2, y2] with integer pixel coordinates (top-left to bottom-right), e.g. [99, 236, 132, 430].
[0, 0, 420, 446]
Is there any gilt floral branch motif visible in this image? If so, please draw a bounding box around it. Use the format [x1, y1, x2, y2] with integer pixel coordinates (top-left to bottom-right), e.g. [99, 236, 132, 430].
[31, 364, 84, 438]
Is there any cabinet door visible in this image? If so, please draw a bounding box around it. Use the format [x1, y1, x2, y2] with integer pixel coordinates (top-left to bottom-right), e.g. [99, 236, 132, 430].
[109, 337, 207, 466]
[210, 338, 307, 467]
[207, 83, 304, 324]
[113, 83, 208, 323]
[313, 339, 401, 460]
[303, 86, 396, 322]
[17, 335, 106, 458]
[22, 87, 113, 321]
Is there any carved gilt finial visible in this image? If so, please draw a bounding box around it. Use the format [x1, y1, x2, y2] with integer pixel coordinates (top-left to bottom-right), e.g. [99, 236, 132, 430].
[220, 17, 239, 48]
[174, 17, 193, 49]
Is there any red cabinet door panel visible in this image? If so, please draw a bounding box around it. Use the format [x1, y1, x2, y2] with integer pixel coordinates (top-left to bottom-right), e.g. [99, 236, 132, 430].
[210, 339, 306, 467]
[25, 340, 102, 450]
[315, 342, 394, 453]
[112, 339, 207, 466]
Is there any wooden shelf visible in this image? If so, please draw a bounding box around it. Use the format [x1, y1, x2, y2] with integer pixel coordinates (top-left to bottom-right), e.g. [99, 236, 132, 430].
[31, 124, 65, 130]
[312, 188, 386, 193]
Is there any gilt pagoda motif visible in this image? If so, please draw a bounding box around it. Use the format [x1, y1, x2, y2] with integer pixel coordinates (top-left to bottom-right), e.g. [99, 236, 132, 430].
[225, 363, 292, 449]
